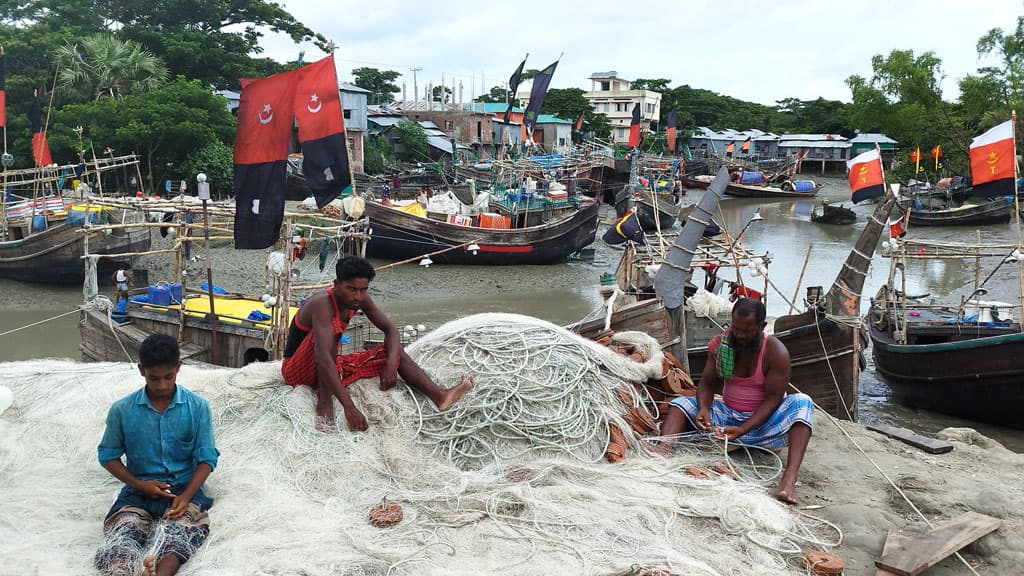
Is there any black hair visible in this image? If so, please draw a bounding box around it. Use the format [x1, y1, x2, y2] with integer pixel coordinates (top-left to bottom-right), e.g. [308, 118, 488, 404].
[336, 256, 376, 283]
[732, 297, 766, 325]
[139, 334, 180, 368]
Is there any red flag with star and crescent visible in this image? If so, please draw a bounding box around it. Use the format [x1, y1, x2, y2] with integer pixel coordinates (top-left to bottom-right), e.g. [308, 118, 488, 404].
[847, 148, 884, 203]
[233, 70, 298, 249]
[293, 55, 350, 209]
[627, 102, 642, 148]
[29, 90, 52, 167]
[969, 119, 1014, 197]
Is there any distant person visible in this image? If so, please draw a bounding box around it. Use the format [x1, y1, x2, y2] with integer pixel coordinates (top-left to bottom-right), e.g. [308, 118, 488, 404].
[95, 334, 219, 576]
[112, 265, 132, 310]
[281, 256, 474, 432]
[659, 298, 813, 505]
[391, 173, 402, 191]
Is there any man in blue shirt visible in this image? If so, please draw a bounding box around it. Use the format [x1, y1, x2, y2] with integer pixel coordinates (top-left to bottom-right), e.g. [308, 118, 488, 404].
[95, 334, 219, 576]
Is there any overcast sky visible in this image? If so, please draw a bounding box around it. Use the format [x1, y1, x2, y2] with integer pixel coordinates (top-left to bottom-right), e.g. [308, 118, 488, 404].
[260, 0, 1020, 106]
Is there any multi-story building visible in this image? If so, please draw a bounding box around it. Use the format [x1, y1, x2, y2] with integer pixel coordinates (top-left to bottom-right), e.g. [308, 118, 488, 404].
[582, 71, 661, 143]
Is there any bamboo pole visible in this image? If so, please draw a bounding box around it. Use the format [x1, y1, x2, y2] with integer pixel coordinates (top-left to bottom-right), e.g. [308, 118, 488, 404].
[789, 244, 813, 314]
[80, 248, 179, 259]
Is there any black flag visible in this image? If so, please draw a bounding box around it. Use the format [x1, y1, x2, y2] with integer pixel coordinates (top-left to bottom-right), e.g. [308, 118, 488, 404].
[522, 59, 558, 134]
[504, 54, 527, 124]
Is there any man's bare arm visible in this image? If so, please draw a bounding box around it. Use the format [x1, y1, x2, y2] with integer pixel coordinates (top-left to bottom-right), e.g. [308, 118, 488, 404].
[361, 295, 401, 389]
[310, 296, 354, 407]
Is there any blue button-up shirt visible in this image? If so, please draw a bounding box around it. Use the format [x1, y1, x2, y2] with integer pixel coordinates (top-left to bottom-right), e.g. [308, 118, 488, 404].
[98, 385, 219, 488]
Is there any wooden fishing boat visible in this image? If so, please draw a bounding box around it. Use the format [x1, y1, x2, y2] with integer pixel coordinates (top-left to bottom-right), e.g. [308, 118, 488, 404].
[0, 154, 152, 284]
[867, 236, 1024, 428]
[580, 175, 896, 420]
[635, 193, 683, 231]
[683, 175, 712, 189]
[363, 197, 600, 265]
[724, 179, 820, 199]
[811, 203, 857, 225]
[904, 197, 1011, 226]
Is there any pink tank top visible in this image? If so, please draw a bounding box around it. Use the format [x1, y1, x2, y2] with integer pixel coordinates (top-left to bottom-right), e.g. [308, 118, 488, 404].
[721, 333, 768, 412]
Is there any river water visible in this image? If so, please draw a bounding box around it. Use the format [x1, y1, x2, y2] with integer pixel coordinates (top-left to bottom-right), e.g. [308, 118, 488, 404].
[1, 177, 1021, 451]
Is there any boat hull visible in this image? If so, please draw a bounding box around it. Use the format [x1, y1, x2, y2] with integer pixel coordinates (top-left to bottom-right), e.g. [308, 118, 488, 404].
[0, 224, 151, 284]
[868, 319, 1024, 428]
[365, 200, 600, 265]
[635, 197, 680, 231]
[724, 182, 819, 199]
[906, 198, 1012, 226]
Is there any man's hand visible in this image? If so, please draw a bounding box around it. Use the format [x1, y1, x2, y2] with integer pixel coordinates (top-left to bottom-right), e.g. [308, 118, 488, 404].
[343, 404, 368, 432]
[713, 426, 745, 442]
[135, 480, 176, 500]
[164, 495, 190, 519]
[694, 408, 712, 431]
[378, 362, 399, 391]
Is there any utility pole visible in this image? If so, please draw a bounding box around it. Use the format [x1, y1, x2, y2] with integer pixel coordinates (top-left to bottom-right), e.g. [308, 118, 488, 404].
[410, 66, 422, 106]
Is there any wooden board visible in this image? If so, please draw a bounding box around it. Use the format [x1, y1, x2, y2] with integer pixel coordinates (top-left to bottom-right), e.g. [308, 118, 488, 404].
[866, 423, 955, 454]
[875, 512, 1002, 576]
[876, 529, 913, 576]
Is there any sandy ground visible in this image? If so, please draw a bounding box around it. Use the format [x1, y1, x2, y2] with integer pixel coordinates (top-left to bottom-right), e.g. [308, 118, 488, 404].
[799, 417, 1024, 575]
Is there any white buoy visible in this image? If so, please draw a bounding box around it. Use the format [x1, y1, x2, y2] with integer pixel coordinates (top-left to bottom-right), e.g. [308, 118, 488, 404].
[0, 385, 12, 416]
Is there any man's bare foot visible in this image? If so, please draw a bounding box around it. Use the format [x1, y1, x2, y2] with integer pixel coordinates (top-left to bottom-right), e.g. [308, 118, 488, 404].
[140, 555, 156, 576]
[776, 478, 798, 505]
[436, 375, 474, 411]
[315, 399, 336, 432]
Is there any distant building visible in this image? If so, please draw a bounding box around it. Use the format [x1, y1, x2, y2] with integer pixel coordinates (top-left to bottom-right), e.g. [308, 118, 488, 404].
[777, 134, 852, 174]
[687, 127, 780, 158]
[366, 105, 470, 161]
[849, 133, 898, 168]
[532, 115, 573, 153]
[582, 71, 661, 143]
[340, 83, 369, 172]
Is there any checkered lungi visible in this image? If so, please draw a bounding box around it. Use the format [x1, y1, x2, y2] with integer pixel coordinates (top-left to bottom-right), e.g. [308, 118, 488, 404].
[281, 339, 388, 392]
[95, 502, 210, 571]
[669, 393, 813, 449]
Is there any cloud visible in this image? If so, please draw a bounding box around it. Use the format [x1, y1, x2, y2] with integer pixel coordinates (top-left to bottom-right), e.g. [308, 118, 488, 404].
[260, 0, 1019, 105]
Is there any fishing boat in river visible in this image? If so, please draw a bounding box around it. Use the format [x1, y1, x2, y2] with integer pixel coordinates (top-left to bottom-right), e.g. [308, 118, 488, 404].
[866, 236, 1024, 428]
[903, 196, 1012, 226]
[724, 178, 820, 199]
[635, 193, 683, 231]
[811, 203, 857, 225]
[0, 155, 152, 284]
[580, 167, 896, 420]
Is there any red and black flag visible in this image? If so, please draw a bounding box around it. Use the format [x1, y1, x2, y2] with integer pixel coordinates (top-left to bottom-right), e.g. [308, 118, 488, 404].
[29, 90, 52, 167]
[233, 70, 298, 249]
[627, 102, 641, 148]
[665, 108, 677, 153]
[969, 119, 1014, 197]
[909, 147, 924, 173]
[930, 144, 943, 170]
[847, 148, 885, 203]
[725, 142, 734, 157]
[522, 59, 558, 134]
[0, 49, 6, 128]
[741, 137, 750, 153]
[293, 55, 350, 209]
[505, 54, 527, 124]
[574, 113, 584, 131]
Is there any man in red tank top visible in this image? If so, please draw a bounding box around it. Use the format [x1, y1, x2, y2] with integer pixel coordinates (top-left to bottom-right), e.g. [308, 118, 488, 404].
[660, 298, 813, 505]
[281, 256, 474, 432]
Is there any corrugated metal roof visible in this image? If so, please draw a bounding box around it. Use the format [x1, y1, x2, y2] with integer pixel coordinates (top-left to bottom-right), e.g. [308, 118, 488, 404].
[849, 133, 897, 144]
[535, 114, 571, 125]
[465, 103, 523, 114]
[589, 71, 620, 79]
[779, 134, 847, 141]
[367, 116, 405, 127]
[339, 82, 371, 94]
[778, 140, 851, 149]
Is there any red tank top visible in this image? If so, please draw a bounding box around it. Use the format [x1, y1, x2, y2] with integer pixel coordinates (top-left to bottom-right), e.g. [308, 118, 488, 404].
[721, 333, 768, 412]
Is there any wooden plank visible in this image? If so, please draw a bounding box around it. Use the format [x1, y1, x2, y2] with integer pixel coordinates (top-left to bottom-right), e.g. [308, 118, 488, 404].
[875, 512, 1002, 576]
[866, 423, 954, 454]
[876, 529, 913, 576]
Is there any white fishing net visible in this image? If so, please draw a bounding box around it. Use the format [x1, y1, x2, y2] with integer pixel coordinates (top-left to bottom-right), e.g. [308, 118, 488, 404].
[0, 314, 838, 575]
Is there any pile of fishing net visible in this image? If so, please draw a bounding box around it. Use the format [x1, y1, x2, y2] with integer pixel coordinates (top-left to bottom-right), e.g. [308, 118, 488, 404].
[0, 313, 840, 575]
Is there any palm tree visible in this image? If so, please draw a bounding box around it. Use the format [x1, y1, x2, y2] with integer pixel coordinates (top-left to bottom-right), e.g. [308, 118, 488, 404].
[55, 35, 168, 101]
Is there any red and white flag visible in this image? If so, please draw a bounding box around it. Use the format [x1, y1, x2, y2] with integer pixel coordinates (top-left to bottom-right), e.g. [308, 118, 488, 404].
[969, 119, 1014, 196]
[847, 148, 884, 203]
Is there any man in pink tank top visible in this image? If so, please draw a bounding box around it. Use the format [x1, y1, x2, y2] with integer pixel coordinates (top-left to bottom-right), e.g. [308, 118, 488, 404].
[281, 256, 474, 432]
[661, 298, 813, 504]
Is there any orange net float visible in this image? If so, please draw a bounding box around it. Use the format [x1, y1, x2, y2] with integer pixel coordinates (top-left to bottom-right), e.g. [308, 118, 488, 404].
[684, 465, 717, 480]
[802, 551, 844, 575]
[708, 460, 739, 480]
[505, 467, 535, 483]
[368, 500, 404, 528]
[662, 351, 683, 371]
[605, 424, 628, 463]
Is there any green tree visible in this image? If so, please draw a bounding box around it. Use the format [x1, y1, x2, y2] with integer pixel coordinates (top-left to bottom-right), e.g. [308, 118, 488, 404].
[431, 85, 452, 104]
[630, 78, 671, 93]
[180, 141, 233, 198]
[363, 135, 395, 174]
[393, 121, 429, 161]
[964, 17, 1024, 132]
[54, 34, 168, 101]
[353, 67, 400, 105]
[51, 76, 236, 190]
[475, 85, 507, 103]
